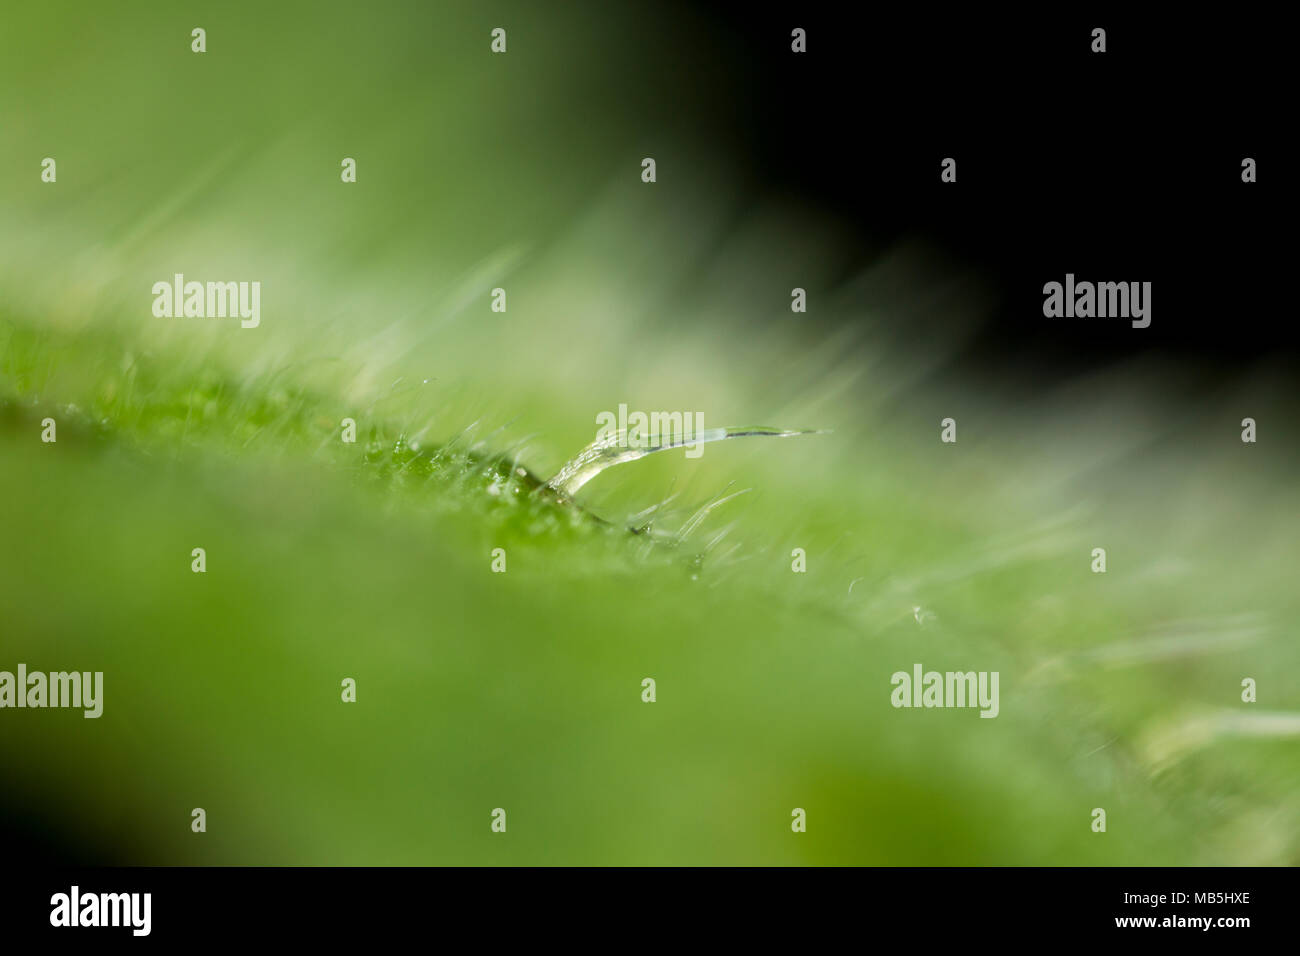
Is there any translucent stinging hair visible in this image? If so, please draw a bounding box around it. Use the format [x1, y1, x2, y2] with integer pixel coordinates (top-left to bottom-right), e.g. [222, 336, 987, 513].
[543, 425, 824, 501]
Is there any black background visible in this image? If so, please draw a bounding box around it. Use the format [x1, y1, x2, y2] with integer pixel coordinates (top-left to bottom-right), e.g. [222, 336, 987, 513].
[684, 4, 1286, 379]
[6, 865, 1281, 942]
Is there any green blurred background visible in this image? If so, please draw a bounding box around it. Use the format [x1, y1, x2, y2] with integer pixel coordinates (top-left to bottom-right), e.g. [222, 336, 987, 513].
[1, 1, 1297, 864]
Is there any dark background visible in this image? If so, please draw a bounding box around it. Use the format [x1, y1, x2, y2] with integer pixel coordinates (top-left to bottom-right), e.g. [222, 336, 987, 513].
[678, 4, 1286, 379]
